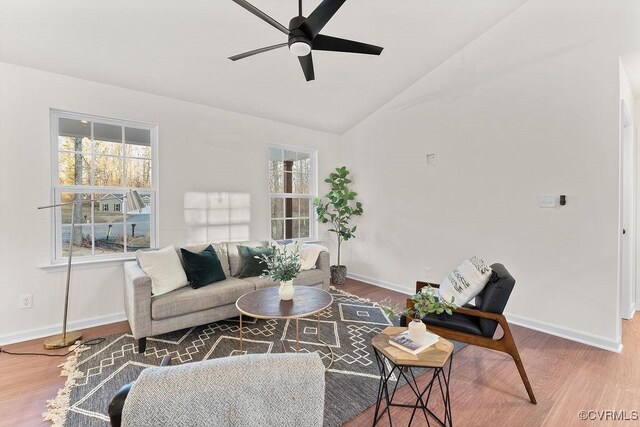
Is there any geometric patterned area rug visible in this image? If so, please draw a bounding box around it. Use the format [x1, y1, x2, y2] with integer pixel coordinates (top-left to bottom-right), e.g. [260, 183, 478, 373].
[44, 287, 465, 427]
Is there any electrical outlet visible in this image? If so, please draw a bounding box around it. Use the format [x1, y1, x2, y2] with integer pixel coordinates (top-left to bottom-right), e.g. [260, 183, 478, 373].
[425, 267, 432, 279]
[19, 294, 32, 309]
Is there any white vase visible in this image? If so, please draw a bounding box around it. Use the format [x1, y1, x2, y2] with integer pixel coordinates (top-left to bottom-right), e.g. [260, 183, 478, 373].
[279, 280, 294, 301]
[408, 318, 428, 343]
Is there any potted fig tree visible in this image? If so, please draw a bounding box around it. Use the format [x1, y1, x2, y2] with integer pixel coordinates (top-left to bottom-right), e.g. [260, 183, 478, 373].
[314, 166, 363, 285]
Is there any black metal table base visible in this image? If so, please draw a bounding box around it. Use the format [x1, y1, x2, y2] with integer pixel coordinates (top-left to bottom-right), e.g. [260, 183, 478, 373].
[373, 348, 453, 427]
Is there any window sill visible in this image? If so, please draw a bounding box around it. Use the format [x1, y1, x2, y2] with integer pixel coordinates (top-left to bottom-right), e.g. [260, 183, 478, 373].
[40, 256, 136, 271]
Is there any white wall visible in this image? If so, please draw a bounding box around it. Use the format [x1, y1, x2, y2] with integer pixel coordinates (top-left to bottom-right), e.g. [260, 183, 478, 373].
[635, 97, 640, 311]
[619, 61, 636, 322]
[340, 0, 640, 351]
[3, 0, 640, 353]
[0, 61, 340, 344]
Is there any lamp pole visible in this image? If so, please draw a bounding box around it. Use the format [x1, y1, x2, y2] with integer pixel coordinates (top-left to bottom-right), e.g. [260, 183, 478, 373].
[38, 190, 145, 349]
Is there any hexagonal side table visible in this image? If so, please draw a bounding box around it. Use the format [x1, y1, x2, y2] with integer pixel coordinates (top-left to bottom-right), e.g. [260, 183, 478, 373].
[371, 326, 455, 427]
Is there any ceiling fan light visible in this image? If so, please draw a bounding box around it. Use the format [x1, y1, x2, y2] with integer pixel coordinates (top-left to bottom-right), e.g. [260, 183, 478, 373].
[290, 41, 311, 57]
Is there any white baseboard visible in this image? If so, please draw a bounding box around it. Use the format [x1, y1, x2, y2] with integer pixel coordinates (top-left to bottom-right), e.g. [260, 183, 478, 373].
[505, 312, 622, 353]
[0, 312, 127, 346]
[622, 305, 636, 320]
[348, 272, 623, 353]
[347, 272, 412, 296]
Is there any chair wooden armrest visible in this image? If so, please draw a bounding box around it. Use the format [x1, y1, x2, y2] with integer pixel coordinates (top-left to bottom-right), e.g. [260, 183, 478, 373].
[416, 281, 440, 292]
[453, 306, 507, 324]
[408, 266, 537, 405]
[410, 303, 536, 405]
[409, 281, 440, 308]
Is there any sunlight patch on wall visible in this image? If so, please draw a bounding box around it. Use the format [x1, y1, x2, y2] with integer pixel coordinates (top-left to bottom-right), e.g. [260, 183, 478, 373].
[184, 192, 251, 243]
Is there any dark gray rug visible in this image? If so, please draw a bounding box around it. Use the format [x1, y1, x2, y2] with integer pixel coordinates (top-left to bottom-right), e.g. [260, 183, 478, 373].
[50, 287, 465, 426]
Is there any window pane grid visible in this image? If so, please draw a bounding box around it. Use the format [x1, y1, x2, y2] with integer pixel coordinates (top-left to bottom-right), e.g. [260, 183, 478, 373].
[268, 146, 315, 240]
[53, 112, 155, 261]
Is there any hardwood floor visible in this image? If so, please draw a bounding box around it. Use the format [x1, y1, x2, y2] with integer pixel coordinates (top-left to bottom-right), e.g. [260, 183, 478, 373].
[1, 278, 638, 426]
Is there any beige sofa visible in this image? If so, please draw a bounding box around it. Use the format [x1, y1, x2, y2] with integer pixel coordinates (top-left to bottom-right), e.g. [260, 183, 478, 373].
[124, 240, 330, 352]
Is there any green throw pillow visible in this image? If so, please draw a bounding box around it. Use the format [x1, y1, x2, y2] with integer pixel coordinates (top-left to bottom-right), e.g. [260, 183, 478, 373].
[237, 245, 274, 278]
[180, 245, 227, 289]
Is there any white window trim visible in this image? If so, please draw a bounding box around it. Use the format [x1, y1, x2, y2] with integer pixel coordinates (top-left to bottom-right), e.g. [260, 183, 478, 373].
[268, 143, 318, 241]
[50, 109, 159, 264]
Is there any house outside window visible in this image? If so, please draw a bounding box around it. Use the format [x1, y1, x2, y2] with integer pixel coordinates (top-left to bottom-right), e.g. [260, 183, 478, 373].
[52, 110, 157, 261]
[269, 146, 316, 240]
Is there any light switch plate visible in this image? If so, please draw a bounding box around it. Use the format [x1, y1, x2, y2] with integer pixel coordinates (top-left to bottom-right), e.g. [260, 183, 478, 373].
[539, 194, 556, 208]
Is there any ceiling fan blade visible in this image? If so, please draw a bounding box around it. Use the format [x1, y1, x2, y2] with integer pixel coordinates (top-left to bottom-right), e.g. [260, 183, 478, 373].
[302, 0, 346, 38]
[229, 43, 288, 61]
[231, 0, 290, 35]
[298, 53, 315, 81]
[312, 35, 383, 55]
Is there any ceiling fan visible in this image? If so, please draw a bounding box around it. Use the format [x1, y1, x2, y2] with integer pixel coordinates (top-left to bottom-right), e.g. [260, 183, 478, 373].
[229, 0, 384, 81]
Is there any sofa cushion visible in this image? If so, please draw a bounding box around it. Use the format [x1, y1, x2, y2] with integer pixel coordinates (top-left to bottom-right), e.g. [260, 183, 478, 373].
[241, 276, 278, 290]
[137, 246, 189, 297]
[151, 278, 254, 320]
[237, 246, 274, 279]
[241, 269, 325, 290]
[176, 243, 230, 277]
[180, 245, 227, 289]
[295, 269, 326, 287]
[227, 241, 269, 277]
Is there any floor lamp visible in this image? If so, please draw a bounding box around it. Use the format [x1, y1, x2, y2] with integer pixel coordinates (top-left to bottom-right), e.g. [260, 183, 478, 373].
[38, 189, 146, 349]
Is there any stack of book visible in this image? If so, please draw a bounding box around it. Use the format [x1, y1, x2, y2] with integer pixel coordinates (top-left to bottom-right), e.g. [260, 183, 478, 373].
[389, 330, 440, 355]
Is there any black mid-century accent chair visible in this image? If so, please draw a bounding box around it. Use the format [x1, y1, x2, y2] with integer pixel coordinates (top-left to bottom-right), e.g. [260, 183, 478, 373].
[402, 263, 537, 404]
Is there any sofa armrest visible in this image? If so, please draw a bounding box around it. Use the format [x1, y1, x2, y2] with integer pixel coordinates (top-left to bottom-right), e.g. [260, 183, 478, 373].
[316, 251, 330, 290]
[124, 261, 153, 340]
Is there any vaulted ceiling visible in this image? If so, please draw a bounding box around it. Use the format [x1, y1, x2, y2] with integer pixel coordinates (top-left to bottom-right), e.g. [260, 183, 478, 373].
[0, 0, 528, 134]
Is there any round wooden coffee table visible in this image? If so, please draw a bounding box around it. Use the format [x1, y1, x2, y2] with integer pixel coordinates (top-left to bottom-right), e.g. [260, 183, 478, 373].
[236, 287, 334, 369]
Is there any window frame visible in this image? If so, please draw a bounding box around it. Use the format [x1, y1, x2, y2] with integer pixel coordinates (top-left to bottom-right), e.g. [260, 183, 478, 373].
[268, 144, 318, 241]
[50, 110, 159, 264]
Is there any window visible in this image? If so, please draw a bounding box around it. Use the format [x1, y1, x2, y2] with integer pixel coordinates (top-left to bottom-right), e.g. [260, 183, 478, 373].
[269, 146, 316, 240]
[52, 110, 157, 261]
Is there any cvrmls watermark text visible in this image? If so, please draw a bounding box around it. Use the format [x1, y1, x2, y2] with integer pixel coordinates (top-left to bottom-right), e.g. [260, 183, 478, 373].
[579, 410, 638, 421]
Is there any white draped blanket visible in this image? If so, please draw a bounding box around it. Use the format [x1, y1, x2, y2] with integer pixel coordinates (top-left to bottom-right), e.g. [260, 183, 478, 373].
[299, 243, 330, 270]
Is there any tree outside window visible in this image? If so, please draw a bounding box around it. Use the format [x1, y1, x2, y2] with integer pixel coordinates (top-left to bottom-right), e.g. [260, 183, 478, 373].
[269, 146, 316, 241]
[53, 111, 157, 261]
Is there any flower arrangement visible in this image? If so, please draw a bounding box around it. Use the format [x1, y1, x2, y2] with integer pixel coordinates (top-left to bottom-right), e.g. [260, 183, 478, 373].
[256, 244, 301, 282]
[381, 285, 457, 320]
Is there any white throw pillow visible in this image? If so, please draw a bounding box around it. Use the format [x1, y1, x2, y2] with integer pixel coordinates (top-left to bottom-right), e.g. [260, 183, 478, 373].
[438, 257, 492, 306]
[137, 246, 188, 296]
